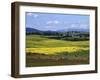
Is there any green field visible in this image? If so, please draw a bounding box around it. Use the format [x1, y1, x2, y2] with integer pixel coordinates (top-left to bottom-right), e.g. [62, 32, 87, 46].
[26, 35, 89, 67]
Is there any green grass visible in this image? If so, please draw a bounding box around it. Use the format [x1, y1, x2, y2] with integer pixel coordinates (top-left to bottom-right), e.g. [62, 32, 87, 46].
[26, 35, 89, 67]
[26, 35, 89, 48]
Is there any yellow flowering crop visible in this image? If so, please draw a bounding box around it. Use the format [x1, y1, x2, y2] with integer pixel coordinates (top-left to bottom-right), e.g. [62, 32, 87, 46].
[26, 47, 89, 55]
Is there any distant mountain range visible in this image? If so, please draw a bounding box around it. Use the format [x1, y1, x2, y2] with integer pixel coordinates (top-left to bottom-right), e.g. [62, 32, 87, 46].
[26, 27, 89, 34]
[26, 28, 42, 33]
[57, 28, 89, 32]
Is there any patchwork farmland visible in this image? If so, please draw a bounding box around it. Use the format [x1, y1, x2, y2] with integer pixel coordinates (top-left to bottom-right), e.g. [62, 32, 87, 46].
[26, 35, 89, 67]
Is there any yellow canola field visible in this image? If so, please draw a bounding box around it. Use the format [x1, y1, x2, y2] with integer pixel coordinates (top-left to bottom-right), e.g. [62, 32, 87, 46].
[26, 47, 88, 55]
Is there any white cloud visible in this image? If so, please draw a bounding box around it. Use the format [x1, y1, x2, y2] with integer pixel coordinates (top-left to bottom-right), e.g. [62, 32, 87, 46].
[70, 24, 77, 28]
[27, 13, 39, 18]
[46, 21, 52, 24]
[54, 20, 59, 24]
[79, 23, 89, 29]
[64, 22, 88, 28]
[44, 26, 53, 28]
[33, 14, 39, 18]
[46, 20, 59, 24]
[27, 13, 33, 16]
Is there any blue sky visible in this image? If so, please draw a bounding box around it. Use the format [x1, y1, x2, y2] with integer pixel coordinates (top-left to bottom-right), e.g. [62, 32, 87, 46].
[25, 12, 90, 31]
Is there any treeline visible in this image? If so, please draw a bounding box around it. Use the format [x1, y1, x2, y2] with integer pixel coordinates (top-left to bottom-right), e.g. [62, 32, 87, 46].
[26, 31, 89, 41]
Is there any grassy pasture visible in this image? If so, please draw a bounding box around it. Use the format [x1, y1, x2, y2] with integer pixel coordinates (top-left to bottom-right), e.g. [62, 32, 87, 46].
[26, 35, 89, 67]
[26, 35, 89, 48]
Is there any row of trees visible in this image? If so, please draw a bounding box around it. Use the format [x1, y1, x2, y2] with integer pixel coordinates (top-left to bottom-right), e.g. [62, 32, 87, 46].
[26, 31, 89, 41]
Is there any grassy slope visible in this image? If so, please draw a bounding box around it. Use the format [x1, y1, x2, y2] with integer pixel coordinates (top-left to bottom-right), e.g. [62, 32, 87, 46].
[26, 35, 89, 48]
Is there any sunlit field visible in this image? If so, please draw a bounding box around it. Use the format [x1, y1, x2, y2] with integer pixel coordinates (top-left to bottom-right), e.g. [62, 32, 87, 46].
[26, 35, 89, 67]
[26, 47, 88, 55]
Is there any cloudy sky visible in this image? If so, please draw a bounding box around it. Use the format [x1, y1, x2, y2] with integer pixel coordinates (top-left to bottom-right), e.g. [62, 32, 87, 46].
[25, 12, 90, 31]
